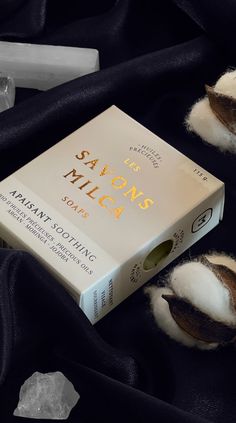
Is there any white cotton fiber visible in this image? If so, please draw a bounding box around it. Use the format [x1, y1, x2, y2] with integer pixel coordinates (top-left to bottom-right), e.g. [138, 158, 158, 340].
[169, 261, 236, 326]
[186, 97, 236, 153]
[146, 286, 218, 350]
[215, 70, 236, 98]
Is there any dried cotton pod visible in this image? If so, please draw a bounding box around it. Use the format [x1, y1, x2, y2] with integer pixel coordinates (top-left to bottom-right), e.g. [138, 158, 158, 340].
[205, 84, 236, 136]
[146, 253, 236, 349]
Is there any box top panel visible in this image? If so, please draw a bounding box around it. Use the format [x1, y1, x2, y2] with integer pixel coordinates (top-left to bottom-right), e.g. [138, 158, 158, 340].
[1, 106, 223, 264]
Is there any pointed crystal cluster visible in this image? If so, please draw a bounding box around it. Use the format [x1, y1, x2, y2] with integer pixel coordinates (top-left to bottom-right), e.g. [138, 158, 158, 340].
[0, 75, 15, 112]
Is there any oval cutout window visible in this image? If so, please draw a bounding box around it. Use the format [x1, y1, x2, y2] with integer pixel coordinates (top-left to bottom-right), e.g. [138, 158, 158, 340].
[143, 240, 173, 271]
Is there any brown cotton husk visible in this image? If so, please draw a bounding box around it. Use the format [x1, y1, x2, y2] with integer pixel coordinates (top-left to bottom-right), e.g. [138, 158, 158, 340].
[205, 84, 236, 136]
[162, 294, 236, 343]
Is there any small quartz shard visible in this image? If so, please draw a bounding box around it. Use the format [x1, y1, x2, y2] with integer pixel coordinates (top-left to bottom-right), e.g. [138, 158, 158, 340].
[0, 76, 15, 112]
[13, 371, 80, 420]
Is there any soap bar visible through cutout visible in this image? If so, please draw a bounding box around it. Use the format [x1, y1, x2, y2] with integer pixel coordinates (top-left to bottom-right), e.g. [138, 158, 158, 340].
[143, 240, 173, 271]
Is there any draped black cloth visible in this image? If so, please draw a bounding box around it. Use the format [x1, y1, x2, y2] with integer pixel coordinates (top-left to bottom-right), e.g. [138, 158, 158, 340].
[0, 1, 236, 422]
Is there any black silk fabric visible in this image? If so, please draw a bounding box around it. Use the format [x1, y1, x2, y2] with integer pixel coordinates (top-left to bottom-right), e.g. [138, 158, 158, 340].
[0, 1, 236, 422]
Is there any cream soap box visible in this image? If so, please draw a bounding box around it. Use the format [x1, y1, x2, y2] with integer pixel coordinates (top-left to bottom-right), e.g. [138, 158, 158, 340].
[0, 106, 224, 323]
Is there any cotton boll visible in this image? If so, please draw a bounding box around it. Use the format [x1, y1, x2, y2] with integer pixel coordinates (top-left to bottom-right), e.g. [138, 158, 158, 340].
[146, 286, 218, 350]
[186, 97, 236, 153]
[215, 70, 236, 98]
[146, 253, 236, 349]
[207, 253, 236, 274]
[169, 261, 236, 326]
[186, 69, 236, 152]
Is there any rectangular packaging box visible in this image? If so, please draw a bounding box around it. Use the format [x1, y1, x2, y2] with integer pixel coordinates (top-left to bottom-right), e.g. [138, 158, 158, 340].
[0, 106, 224, 323]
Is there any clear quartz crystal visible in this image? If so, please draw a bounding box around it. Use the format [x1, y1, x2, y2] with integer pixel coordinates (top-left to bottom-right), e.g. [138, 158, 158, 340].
[0, 41, 100, 90]
[0, 76, 15, 112]
[13, 371, 80, 420]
